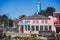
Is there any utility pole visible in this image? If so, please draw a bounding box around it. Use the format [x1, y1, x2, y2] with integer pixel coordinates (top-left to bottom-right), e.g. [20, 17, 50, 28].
[7, 13, 9, 27]
[2, 14, 6, 32]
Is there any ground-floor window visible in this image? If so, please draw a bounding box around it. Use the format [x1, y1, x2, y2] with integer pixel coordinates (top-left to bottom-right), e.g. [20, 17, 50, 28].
[45, 25, 48, 30]
[40, 25, 50, 31]
[21, 25, 23, 33]
[31, 26, 35, 31]
[49, 25, 51, 30]
[36, 26, 39, 31]
[25, 25, 30, 31]
[28, 25, 30, 31]
[25, 25, 27, 31]
[40, 26, 43, 30]
[24, 25, 52, 31]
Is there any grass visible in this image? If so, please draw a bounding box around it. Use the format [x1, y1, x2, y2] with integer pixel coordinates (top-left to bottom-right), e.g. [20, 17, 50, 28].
[4, 34, 56, 40]
[5, 35, 41, 40]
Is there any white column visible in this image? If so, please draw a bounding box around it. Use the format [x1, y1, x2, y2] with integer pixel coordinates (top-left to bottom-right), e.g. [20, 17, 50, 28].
[19, 26, 21, 33]
[19, 25, 22, 33]
[43, 26, 45, 30]
[30, 25, 31, 33]
[23, 25, 25, 33]
[27, 25, 28, 31]
[34, 26, 36, 31]
[48, 26, 49, 30]
[39, 26, 40, 31]
[30, 25, 31, 31]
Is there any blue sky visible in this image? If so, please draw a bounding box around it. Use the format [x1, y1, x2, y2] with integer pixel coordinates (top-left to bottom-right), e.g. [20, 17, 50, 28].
[0, 0, 60, 19]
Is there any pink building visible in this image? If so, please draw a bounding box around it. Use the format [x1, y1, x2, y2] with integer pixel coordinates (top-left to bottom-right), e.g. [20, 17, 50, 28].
[18, 15, 56, 35]
[18, 2, 56, 36]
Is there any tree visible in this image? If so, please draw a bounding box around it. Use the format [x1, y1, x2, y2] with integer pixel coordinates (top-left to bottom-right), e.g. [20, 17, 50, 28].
[45, 7, 55, 16]
[1, 14, 8, 27]
[0, 14, 13, 27]
[9, 19, 13, 27]
[33, 12, 38, 16]
[0, 16, 2, 24]
[39, 7, 55, 16]
[40, 10, 47, 16]
[19, 15, 26, 19]
[2, 14, 8, 21]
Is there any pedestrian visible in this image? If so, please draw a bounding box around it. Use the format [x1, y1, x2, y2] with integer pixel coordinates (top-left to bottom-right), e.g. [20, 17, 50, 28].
[2, 33, 6, 40]
[0, 32, 3, 40]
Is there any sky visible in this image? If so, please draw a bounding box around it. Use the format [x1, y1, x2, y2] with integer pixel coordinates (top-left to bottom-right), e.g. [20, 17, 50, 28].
[0, 0, 60, 19]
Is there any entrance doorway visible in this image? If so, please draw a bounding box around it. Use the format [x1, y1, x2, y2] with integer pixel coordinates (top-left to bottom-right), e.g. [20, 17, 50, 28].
[56, 27, 60, 33]
[21, 25, 23, 33]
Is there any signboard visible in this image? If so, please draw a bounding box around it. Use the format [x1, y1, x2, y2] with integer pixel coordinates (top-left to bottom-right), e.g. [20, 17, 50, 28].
[53, 12, 60, 24]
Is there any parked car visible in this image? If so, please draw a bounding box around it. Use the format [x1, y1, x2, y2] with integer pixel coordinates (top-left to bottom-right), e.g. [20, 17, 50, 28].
[39, 31, 56, 40]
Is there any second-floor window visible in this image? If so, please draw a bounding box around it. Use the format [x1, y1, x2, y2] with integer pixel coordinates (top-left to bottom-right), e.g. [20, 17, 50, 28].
[41, 20, 44, 23]
[25, 21, 30, 23]
[41, 20, 48, 24]
[45, 20, 48, 23]
[37, 21, 39, 23]
[33, 21, 35, 23]
[20, 21, 23, 23]
[33, 20, 39, 23]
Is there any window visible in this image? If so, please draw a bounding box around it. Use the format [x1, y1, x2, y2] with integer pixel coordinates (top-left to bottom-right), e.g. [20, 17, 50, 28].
[40, 26, 43, 30]
[41, 20, 44, 23]
[45, 26, 48, 30]
[37, 21, 39, 23]
[25, 21, 30, 23]
[33, 21, 35, 23]
[59, 14, 60, 18]
[20, 21, 23, 23]
[45, 20, 47, 23]
[25, 25, 27, 31]
[33, 20, 39, 23]
[21, 25, 23, 33]
[36, 26, 39, 31]
[31, 26, 35, 31]
[49, 25, 51, 30]
[28, 25, 30, 31]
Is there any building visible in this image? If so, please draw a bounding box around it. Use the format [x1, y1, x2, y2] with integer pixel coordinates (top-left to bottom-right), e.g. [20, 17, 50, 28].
[18, 15, 56, 34]
[18, 2, 56, 35]
[53, 12, 60, 33]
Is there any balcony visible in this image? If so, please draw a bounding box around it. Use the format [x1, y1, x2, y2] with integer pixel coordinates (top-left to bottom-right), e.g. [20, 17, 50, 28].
[18, 22, 30, 25]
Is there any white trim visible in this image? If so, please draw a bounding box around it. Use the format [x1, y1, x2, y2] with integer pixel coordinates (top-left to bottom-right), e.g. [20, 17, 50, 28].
[53, 12, 60, 13]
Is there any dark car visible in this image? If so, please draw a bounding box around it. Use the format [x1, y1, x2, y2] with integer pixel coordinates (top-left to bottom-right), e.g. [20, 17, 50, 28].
[39, 31, 56, 40]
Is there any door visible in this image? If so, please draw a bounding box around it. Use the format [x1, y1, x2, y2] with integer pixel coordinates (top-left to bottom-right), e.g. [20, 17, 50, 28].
[21, 25, 23, 33]
[56, 27, 60, 33]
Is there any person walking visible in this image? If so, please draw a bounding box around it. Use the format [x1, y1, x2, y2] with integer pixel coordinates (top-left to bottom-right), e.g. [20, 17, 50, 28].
[0, 32, 3, 40]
